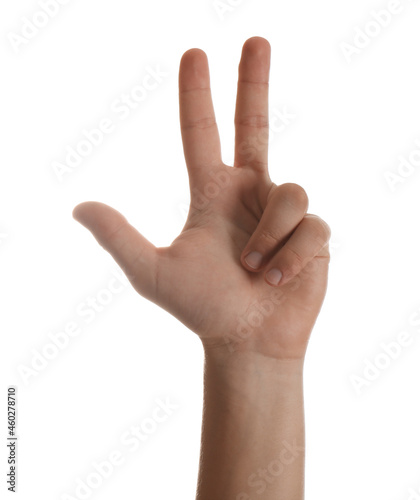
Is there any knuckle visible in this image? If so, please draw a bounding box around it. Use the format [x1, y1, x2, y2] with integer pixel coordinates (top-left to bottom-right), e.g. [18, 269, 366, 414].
[281, 260, 302, 278]
[273, 246, 305, 279]
[318, 243, 331, 261]
[248, 159, 268, 172]
[105, 220, 129, 243]
[320, 219, 332, 240]
[305, 215, 331, 242]
[285, 246, 304, 269]
[181, 116, 216, 131]
[275, 183, 309, 210]
[236, 114, 269, 129]
[259, 227, 281, 246]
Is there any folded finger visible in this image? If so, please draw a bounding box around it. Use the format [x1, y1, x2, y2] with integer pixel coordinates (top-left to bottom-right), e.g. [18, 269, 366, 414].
[241, 183, 309, 271]
[264, 214, 331, 287]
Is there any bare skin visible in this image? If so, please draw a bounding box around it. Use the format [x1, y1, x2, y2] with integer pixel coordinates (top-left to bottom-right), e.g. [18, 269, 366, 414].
[73, 36, 331, 499]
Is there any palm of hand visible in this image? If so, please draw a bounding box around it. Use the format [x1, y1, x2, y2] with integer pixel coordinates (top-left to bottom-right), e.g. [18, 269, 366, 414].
[73, 38, 330, 360]
[157, 168, 329, 359]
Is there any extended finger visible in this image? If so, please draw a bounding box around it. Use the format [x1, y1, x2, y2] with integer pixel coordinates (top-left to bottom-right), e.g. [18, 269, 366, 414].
[73, 202, 158, 301]
[234, 37, 271, 173]
[179, 49, 222, 186]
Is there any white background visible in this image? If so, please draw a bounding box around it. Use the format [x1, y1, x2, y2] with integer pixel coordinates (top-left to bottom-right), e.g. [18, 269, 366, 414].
[1, 0, 420, 499]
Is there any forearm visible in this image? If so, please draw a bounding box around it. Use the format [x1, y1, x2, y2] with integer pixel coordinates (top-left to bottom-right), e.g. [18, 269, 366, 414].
[195, 346, 306, 500]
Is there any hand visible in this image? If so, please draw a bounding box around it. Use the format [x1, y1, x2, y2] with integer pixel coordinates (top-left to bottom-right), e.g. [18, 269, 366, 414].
[73, 37, 331, 361]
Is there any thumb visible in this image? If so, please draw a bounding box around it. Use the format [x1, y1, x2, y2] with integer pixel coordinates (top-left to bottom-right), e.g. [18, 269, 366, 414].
[72, 201, 158, 301]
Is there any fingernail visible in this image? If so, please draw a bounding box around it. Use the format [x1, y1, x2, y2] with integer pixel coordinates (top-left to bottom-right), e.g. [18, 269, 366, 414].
[265, 268, 283, 286]
[244, 251, 263, 269]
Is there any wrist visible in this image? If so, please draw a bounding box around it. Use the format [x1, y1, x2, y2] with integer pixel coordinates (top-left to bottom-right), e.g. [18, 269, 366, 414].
[199, 320, 311, 362]
[201, 338, 306, 374]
